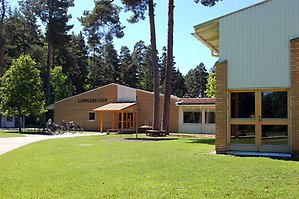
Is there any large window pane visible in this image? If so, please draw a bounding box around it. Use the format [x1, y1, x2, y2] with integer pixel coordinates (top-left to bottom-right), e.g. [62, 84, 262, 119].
[231, 125, 255, 144]
[194, 112, 200, 123]
[262, 125, 288, 145]
[183, 112, 201, 123]
[205, 111, 215, 123]
[262, 92, 287, 118]
[231, 92, 255, 118]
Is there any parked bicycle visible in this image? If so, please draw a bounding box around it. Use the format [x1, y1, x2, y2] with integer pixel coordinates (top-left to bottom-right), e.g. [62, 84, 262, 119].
[44, 119, 84, 135]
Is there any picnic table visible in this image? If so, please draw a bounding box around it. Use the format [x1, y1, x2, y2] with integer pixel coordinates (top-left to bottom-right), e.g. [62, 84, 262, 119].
[146, 129, 167, 137]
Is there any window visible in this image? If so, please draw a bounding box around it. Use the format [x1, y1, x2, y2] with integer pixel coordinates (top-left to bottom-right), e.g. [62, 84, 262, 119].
[183, 112, 201, 123]
[6, 116, 13, 122]
[262, 92, 287, 119]
[88, 112, 95, 121]
[231, 92, 255, 118]
[262, 125, 288, 145]
[231, 125, 255, 144]
[205, 111, 215, 123]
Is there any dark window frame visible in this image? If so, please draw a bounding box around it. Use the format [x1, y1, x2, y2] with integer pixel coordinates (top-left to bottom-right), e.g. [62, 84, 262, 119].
[88, 112, 95, 121]
[183, 111, 201, 124]
[205, 111, 216, 124]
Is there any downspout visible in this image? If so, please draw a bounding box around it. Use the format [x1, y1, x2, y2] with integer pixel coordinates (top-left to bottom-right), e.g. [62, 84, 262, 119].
[192, 33, 219, 57]
[211, 50, 219, 58]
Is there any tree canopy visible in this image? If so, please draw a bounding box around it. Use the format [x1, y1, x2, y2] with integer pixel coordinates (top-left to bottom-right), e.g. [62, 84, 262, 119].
[195, 0, 222, 7]
[185, 63, 209, 98]
[205, 72, 216, 98]
[0, 55, 45, 131]
[51, 66, 73, 101]
[0, 0, 222, 127]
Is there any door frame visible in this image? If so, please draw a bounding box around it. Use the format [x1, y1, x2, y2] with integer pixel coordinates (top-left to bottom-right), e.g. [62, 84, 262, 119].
[228, 89, 290, 152]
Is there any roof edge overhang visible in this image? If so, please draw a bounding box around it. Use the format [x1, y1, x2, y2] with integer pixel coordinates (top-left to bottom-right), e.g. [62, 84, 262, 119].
[93, 102, 136, 112]
[192, 18, 220, 57]
[192, 0, 271, 57]
[175, 104, 215, 107]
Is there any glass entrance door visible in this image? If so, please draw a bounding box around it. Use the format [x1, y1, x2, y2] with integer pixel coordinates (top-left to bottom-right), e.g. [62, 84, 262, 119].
[260, 91, 289, 152]
[118, 112, 134, 129]
[229, 90, 290, 153]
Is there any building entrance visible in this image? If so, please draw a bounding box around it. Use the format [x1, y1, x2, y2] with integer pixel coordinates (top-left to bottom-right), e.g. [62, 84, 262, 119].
[118, 112, 134, 129]
[228, 90, 290, 153]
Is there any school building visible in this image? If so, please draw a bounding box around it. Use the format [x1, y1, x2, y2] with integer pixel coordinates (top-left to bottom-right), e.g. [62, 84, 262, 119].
[49, 83, 215, 134]
[193, 0, 299, 156]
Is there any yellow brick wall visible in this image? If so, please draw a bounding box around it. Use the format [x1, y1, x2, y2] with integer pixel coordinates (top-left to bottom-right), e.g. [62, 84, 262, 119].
[291, 38, 299, 155]
[53, 84, 179, 132]
[54, 84, 117, 131]
[215, 61, 228, 154]
[136, 90, 179, 132]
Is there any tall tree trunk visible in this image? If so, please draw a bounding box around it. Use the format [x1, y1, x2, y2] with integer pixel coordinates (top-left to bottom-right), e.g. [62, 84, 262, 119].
[93, 48, 96, 88]
[46, 39, 53, 105]
[163, 0, 174, 132]
[0, 0, 5, 77]
[18, 116, 22, 133]
[149, 0, 160, 130]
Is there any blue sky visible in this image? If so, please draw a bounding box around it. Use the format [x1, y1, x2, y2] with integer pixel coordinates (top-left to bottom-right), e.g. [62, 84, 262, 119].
[12, 0, 263, 74]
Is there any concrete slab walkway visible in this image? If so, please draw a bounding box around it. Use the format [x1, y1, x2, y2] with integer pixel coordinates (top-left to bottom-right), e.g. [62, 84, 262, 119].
[0, 133, 101, 156]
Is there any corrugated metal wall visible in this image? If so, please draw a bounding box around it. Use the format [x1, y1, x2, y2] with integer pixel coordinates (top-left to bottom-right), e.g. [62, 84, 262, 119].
[219, 0, 299, 89]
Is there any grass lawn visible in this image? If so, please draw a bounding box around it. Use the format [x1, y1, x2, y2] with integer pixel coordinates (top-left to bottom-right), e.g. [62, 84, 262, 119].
[0, 135, 298, 198]
[0, 131, 25, 138]
[0, 129, 98, 138]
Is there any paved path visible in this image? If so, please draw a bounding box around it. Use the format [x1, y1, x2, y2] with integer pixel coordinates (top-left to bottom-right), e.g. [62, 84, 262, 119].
[0, 133, 100, 156]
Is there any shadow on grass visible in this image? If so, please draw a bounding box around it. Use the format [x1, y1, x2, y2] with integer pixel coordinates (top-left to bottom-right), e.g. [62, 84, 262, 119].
[0, 129, 48, 135]
[269, 157, 299, 162]
[230, 154, 299, 162]
[186, 138, 215, 145]
[125, 137, 178, 142]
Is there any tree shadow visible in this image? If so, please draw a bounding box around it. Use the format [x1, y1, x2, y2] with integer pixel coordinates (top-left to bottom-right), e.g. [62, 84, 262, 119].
[186, 138, 215, 145]
[229, 154, 299, 162]
[125, 137, 178, 142]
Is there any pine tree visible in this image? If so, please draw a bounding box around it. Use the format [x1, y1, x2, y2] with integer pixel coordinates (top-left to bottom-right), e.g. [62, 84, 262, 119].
[195, 0, 222, 7]
[172, 68, 187, 98]
[119, 46, 137, 88]
[185, 63, 209, 98]
[100, 39, 120, 85]
[162, 0, 174, 132]
[0, 0, 6, 76]
[132, 41, 153, 91]
[67, 33, 89, 94]
[138, 45, 154, 92]
[80, 0, 124, 88]
[122, 0, 160, 130]
[53, 33, 89, 94]
[35, 0, 74, 105]
[4, 6, 42, 66]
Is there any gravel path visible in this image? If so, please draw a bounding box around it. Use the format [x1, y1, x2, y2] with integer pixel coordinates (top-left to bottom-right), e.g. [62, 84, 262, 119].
[0, 133, 100, 156]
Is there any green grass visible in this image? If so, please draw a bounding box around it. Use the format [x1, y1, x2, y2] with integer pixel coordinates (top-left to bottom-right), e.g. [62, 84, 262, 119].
[0, 130, 98, 138]
[0, 131, 25, 138]
[0, 135, 298, 198]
